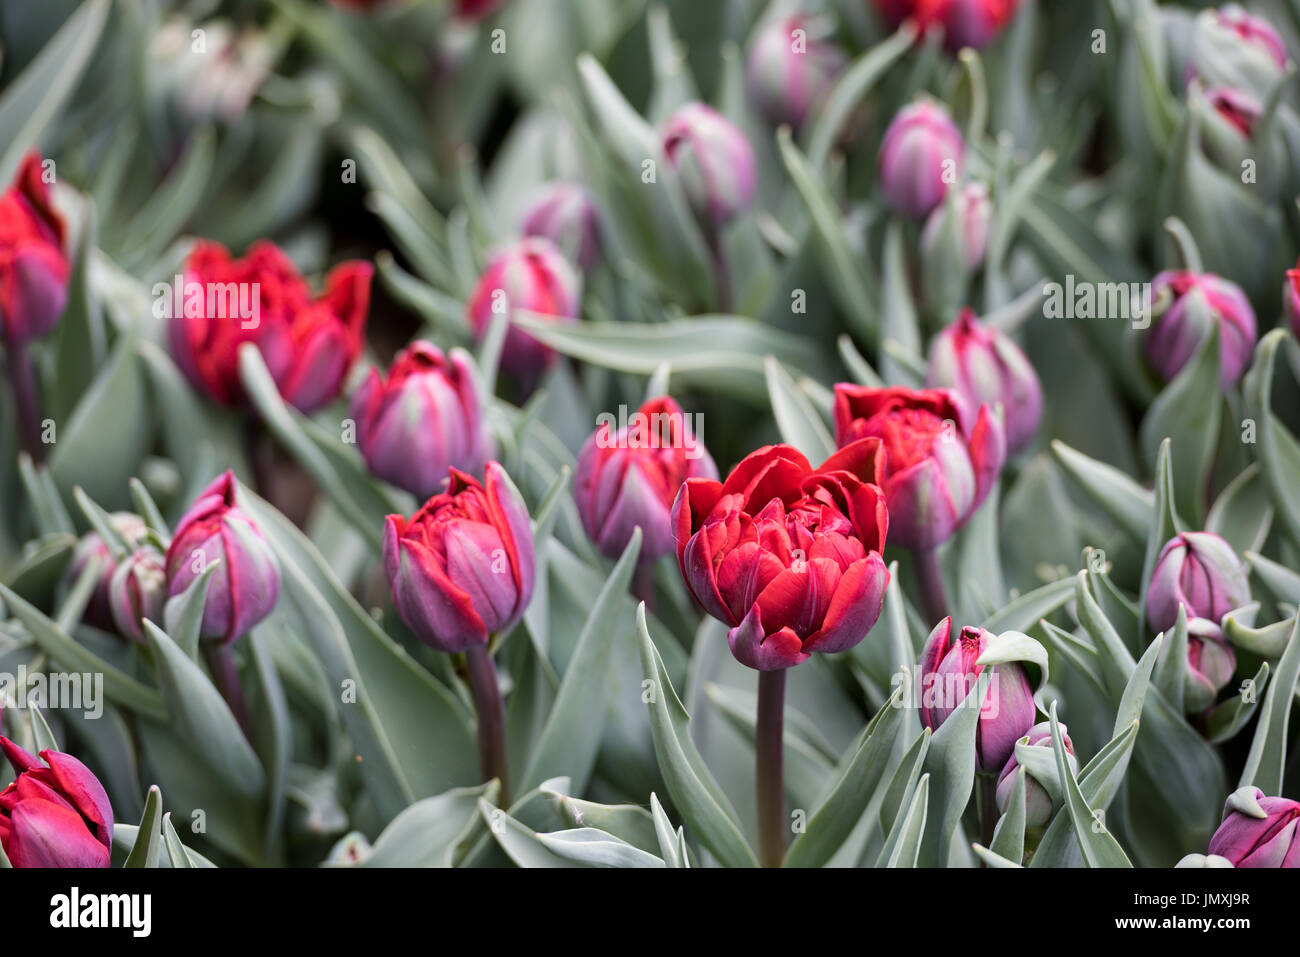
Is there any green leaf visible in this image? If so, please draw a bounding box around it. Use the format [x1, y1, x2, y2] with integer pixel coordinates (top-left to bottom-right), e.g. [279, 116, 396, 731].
[17, 454, 74, 537]
[0, 0, 109, 185]
[649, 793, 687, 867]
[919, 670, 992, 866]
[123, 785, 163, 869]
[783, 687, 903, 867]
[520, 528, 642, 794]
[354, 783, 498, 867]
[544, 786, 660, 855]
[635, 605, 756, 868]
[980, 576, 1075, 634]
[882, 774, 929, 868]
[880, 219, 922, 387]
[765, 356, 834, 462]
[1243, 330, 1300, 549]
[1239, 614, 1300, 794]
[1207, 661, 1269, 745]
[990, 767, 1027, 863]
[162, 561, 218, 661]
[1048, 702, 1131, 867]
[161, 813, 193, 870]
[534, 828, 665, 868]
[1206, 464, 1273, 555]
[1051, 440, 1154, 542]
[141, 621, 266, 800]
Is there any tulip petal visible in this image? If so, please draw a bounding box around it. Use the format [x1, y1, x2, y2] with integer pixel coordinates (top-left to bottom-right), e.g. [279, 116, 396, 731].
[727, 608, 808, 671]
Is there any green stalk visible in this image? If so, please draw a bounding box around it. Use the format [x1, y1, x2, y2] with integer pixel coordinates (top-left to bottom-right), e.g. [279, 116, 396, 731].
[465, 643, 510, 807]
[756, 668, 787, 868]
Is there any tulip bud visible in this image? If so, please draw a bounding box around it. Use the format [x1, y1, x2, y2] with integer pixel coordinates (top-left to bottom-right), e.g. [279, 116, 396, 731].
[1144, 270, 1257, 390]
[1187, 5, 1289, 100]
[878, 101, 965, 219]
[672, 440, 890, 671]
[0, 737, 113, 868]
[576, 396, 717, 565]
[1179, 618, 1238, 713]
[520, 182, 603, 271]
[833, 385, 1005, 550]
[465, 237, 581, 396]
[350, 341, 493, 499]
[745, 15, 846, 130]
[164, 471, 281, 644]
[383, 462, 535, 653]
[874, 0, 1023, 53]
[168, 240, 372, 414]
[926, 309, 1042, 455]
[63, 512, 151, 632]
[149, 19, 271, 125]
[1146, 531, 1251, 636]
[921, 182, 992, 272]
[1191, 85, 1263, 174]
[0, 152, 69, 346]
[108, 547, 168, 645]
[918, 619, 1037, 771]
[661, 103, 758, 226]
[995, 721, 1076, 826]
[1207, 786, 1300, 867]
[1284, 259, 1300, 340]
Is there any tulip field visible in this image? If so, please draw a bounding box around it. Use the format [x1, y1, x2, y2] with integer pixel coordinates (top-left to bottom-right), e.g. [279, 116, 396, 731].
[3, 0, 1300, 893]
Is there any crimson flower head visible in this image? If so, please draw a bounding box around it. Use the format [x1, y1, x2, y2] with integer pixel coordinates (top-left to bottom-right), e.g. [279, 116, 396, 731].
[465, 237, 581, 396]
[0, 152, 68, 346]
[671, 440, 890, 671]
[168, 240, 372, 414]
[874, 0, 1022, 52]
[1284, 258, 1300, 340]
[575, 396, 717, 565]
[1145, 270, 1257, 391]
[164, 471, 281, 645]
[350, 341, 493, 499]
[384, 462, 536, 653]
[1208, 787, 1300, 867]
[833, 384, 1004, 550]
[0, 737, 113, 868]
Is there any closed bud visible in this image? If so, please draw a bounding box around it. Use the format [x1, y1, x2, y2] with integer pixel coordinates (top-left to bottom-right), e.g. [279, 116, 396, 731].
[383, 462, 535, 653]
[745, 15, 846, 130]
[921, 182, 992, 272]
[672, 441, 890, 671]
[878, 100, 965, 219]
[1187, 5, 1289, 101]
[874, 0, 1023, 53]
[465, 237, 581, 397]
[63, 512, 150, 632]
[1284, 259, 1300, 340]
[521, 183, 603, 272]
[164, 471, 281, 644]
[576, 397, 716, 565]
[108, 547, 168, 645]
[918, 619, 1036, 771]
[996, 721, 1076, 826]
[351, 341, 493, 499]
[926, 309, 1042, 455]
[833, 385, 1005, 550]
[0, 152, 69, 347]
[0, 737, 113, 868]
[661, 103, 758, 226]
[1208, 786, 1300, 867]
[1147, 531, 1251, 636]
[1145, 270, 1257, 390]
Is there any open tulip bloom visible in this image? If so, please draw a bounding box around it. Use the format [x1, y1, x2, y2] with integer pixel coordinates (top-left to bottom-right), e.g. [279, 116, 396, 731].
[11, 0, 1300, 892]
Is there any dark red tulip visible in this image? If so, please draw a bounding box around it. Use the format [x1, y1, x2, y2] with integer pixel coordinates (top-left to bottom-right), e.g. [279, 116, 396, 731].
[671, 440, 890, 671]
[874, 0, 1022, 52]
[0, 152, 68, 346]
[0, 737, 113, 868]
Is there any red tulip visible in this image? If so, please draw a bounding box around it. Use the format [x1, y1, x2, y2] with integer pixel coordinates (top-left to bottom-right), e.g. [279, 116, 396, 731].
[874, 0, 1022, 52]
[0, 152, 68, 346]
[0, 737, 113, 868]
[384, 462, 536, 653]
[1208, 786, 1300, 867]
[168, 240, 372, 414]
[575, 396, 716, 564]
[833, 385, 1004, 550]
[671, 440, 890, 671]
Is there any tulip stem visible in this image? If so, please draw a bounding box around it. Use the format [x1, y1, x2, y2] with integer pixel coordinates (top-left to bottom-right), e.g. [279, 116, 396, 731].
[704, 226, 733, 313]
[978, 774, 998, 854]
[204, 642, 252, 739]
[6, 342, 45, 464]
[914, 547, 950, 624]
[756, 668, 787, 868]
[465, 643, 510, 807]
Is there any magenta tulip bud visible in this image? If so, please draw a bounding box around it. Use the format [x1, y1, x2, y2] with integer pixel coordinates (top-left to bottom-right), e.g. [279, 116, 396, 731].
[926, 309, 1042, 455]
[108, 547, 167, 645]
[918, 619, 1037, 771]
[0, 152, 69, 347]
[63, 512, 151, 632]
[351, 341, 493, 500]
[1208, 786, 1300, 867]
[465, 237, 581, 397]
[672, 441, 890, 671]
[1285, 259, 1300, 340]
[164, 471, 281, 644]
[521, 182, 603, 271]
[834, 385, 1005, 551]
[661, 103, 758, 226]
[1144, 270, 1257, 391]
[878, 101, 965, 219]
[745, 15, 846, 130]
[1188, 5, 1289, 99]
[383, 462, 535, 653]
[1181, 618, 1238, 713]
[921, 182, 992, 271]
[0, 737, 113, 868]
[996, 721, 1076, 827]
[575, 396, 717, 565]
[1147, 531, 1251, 636]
